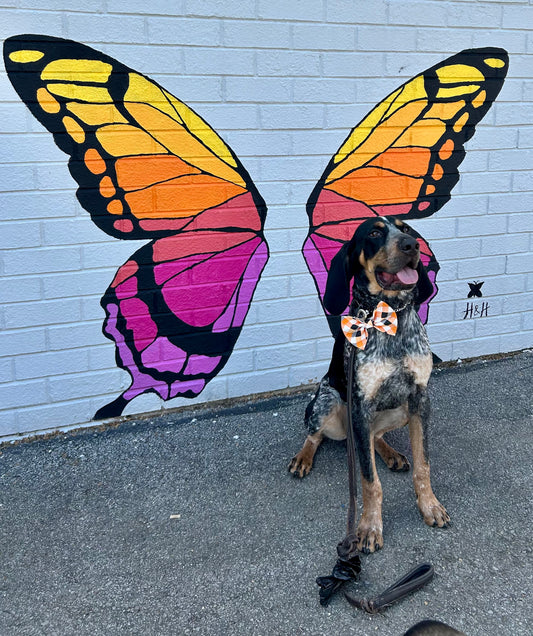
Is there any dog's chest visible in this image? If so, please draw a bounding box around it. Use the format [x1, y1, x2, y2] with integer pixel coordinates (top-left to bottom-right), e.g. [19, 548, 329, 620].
[348, 309, 432, 408]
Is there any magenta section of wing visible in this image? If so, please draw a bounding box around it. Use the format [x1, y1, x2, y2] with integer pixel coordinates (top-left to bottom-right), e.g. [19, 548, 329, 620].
[98, 231, 268, 413]
[303, 189, 439, 326]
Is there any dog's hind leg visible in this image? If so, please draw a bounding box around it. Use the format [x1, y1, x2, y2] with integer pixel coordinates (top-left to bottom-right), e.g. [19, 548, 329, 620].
[375, 437, 410, 472]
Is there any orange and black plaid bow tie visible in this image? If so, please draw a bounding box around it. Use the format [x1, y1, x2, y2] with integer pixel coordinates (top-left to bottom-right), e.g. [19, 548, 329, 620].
[341, 301, 398, 350]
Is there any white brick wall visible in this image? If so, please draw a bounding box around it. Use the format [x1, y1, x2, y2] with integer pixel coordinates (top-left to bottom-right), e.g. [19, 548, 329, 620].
[1, 1, 532, 439]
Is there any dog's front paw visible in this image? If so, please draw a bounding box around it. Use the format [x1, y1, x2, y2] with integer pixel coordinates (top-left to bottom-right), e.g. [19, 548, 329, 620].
[288, 452, 313, 478]
[418, 495, 450, 528]
[356, 518, 383, 554]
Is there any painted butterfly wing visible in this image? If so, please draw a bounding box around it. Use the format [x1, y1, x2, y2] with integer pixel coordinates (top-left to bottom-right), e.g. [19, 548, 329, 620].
[4, 35, 268, 418]
[303, 47, 508, 332]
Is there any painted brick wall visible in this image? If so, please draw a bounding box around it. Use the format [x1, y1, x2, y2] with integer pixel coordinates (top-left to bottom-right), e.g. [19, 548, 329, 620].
[1, 0, 532, 439]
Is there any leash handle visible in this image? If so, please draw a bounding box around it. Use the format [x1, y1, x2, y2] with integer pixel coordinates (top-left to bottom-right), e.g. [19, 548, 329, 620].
[344, 563, 435, 613]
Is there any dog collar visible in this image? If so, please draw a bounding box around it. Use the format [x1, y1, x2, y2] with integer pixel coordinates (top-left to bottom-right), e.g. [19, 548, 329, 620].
[341, 301, 398, 350]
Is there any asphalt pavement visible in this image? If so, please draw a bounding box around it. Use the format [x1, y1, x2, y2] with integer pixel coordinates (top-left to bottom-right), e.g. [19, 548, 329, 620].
[1, 351, 532, 635]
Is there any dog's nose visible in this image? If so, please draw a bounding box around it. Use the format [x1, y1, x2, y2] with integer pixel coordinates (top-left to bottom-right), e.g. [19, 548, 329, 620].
[398, 235, 419, 253]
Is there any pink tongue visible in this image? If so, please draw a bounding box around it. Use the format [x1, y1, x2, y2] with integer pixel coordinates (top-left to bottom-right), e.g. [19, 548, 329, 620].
[396, 266, 419, 285]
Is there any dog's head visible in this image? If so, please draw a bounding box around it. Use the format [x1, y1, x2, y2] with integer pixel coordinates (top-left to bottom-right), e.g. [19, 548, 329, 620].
[324, 217, 433, 315]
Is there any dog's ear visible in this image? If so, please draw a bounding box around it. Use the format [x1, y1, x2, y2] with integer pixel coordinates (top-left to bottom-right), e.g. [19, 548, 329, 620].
[415, 259, 434, 306]
[323, 238, 361, 315]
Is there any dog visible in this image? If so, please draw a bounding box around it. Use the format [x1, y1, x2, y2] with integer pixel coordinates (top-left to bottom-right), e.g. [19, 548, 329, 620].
[289, 216, 449, 553]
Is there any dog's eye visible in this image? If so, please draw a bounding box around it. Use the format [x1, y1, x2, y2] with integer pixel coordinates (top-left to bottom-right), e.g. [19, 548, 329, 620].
[369, 229, 382, 238]
[400, 225, 411, 234]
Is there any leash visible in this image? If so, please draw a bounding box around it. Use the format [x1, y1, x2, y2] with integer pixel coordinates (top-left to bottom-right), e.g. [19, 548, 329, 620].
[316, 343, 434, 611]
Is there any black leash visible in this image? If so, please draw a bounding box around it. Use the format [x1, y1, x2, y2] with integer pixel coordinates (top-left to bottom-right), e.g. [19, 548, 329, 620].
[316, 344, 434, 611]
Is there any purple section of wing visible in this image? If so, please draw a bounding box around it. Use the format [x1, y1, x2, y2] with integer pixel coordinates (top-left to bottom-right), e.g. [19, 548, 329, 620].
[99, 233, 268, 413]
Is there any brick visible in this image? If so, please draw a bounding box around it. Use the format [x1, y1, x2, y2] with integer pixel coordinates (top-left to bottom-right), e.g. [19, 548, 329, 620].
[472, 274, 525, 297]
[0, 409, 18, 439]
[0, 379, 47, 409]
[452, 335, 500, 360]
[499, 331, 533, 355]
[384, 52, 442, 78]
[0, 191, 78, 221]
[192, 104, 258, 130]
[257, 0, 323, 21]
[237, 321, 290, 348]
[289, 362, 327, 387]
[448, 3, 501, 28]
[494, 104, 533, 128]
[47, 321, 106, 350]
[48, 369, 122, 402]
[148, 17, 220, 46]
[183, 48, 255, 76]
[226, 368, 288, 398]
[0, 328, 46, 357]
[226, 78, 291, 104]
[499, 292, 533, 316]
[224, 130, 292, 156]
[150, 74, 223, 103]
[3, 246, 82, 276]
[430, 341, 453, 362]
[293, 23, 355, 51]
[14, 398, 95, 435]
[508, 213, 533, 234]
[108, 0, 184, 13]
[326, 0, 388, 24]
[459, 171, 512, 196]
[0, 358, 14, 383]
[502, 5, 533, 29]
[1, 164, 36, 193]
[416, 28, 472, 53]
[4, 298, 81, 329]
[472, 29, 527, 54]
[512, 172, 533, 193]
[457, 255, 506, 279]
[255, 341, 312, 370]
[3, 277, 42, 303]
[1, 8, 63, 35]
[66, 13, 146, 44]
[359, 26, 417, 52]
[220, 348, 254, 374]
[457, 215, 507, 237]
[42, 269, 113, 300]
[257, 51, 321, 77]
[322, 52, 385, 78]
[224, 20, 291, 49]
[185, 0, 256, 18]
[1, 221, 41, 249]
[293, 78, 356, 103]
[481, 233, 530, 257]
[256, 296, 318, 324]
[260, 155, 325, 180]
[389, 1, 448, 26]
[488, 192, 533, 215]
[426, 319, 475, 344]
[507, 253, 533, 274]
[517, 127, 533, 149]
[431, 237, 481, 261]
[15, 349, 90, 381]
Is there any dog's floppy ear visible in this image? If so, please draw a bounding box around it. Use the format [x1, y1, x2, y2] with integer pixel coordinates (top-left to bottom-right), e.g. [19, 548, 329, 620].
[415, 259, 433, 306]
[323, 237, 361, 315]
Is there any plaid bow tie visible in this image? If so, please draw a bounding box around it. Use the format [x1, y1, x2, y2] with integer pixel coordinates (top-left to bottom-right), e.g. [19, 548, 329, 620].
[341, 301, 398, 350]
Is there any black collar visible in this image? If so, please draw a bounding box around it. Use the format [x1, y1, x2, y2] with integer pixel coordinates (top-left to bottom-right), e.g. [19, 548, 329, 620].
[350, 285, 414, 317]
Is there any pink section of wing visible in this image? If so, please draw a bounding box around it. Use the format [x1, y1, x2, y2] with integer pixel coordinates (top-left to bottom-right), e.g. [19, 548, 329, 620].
[371, 203, 413, 216]
[161, 236, 263, 328]
[140, 337, 188, 374]
[119, 297, 158, 352]
[184, 354, 222, 376]
[312, 189, 373, 226]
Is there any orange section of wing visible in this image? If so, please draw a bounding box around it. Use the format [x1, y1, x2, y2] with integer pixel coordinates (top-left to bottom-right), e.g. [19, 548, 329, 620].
[124, 173, 246, 219]
[115, 155, 202, 192]
[326, 167, 423, 205]
[369, 146, 431, 178]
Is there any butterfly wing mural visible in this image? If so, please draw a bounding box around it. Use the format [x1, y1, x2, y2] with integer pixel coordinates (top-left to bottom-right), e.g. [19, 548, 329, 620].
[303, 48, 508, 335]
[4, 35, 269, 419]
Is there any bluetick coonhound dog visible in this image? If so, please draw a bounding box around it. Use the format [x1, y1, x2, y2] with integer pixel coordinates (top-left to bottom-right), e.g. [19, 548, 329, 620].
[289, 216, 449, 553]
